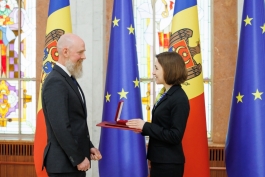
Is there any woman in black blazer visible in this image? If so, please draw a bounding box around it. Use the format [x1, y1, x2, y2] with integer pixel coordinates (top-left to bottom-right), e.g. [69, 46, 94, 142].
[127, 52, 190, 177]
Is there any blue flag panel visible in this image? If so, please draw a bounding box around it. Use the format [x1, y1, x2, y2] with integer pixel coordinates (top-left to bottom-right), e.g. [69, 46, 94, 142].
[98, 0, 148, 177]
[48, 0, 69, 16]
[173, 0, 197, 15]
[225, 0, 265, 177]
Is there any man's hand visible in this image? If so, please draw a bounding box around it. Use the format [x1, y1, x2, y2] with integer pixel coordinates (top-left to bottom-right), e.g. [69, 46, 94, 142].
[90, 148, 102, 161]
[77, 157, 90, 171]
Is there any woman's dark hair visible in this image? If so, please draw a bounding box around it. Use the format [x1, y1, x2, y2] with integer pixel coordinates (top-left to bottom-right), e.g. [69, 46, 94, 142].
[156, 51, 188, 85]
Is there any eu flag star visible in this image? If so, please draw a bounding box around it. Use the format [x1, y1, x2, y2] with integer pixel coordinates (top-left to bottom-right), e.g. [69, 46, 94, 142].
[236, 92, 244, 103]
[112, 16, 120, 27]
[133, 78, 140, 88]
[252, 89, 263, 100]
[105, 92, 111, 102]
[118, 88, 129, 99]
[127, 24, 134, 34]
[244, 15, 253, 26]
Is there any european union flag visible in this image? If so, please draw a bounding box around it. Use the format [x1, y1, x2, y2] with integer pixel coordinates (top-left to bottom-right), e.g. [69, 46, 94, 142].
[225, 0, 265, 176]
[98, 0, 148, 177]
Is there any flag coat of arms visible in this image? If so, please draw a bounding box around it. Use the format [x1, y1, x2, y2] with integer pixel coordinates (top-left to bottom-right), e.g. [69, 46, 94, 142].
[169, 1, 210, 177]
[34, 1, 72, 176]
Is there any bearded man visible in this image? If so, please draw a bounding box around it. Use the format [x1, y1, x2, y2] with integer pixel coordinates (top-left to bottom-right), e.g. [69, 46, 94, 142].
[41, 33, 102, 177]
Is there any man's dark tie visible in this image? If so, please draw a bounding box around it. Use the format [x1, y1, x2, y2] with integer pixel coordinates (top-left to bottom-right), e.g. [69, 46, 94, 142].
[71, 76, 78, 86]
[70, 76, 84, 102]
[70, 76, 87, 116]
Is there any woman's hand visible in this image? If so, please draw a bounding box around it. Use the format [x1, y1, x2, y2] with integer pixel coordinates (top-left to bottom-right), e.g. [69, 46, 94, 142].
[126, 119, 146, 130]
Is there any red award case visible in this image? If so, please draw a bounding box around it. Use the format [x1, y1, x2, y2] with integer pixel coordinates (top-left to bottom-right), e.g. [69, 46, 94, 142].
[96, 101, 140, 131]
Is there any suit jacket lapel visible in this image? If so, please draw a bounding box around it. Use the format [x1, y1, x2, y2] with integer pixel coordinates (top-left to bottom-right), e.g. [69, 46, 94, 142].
[75, 81, 87, 118]
[152, 95, 168, 113]
[152, 85, 181, 113]
[65, 77, 85, 105]
[155, 95, 167, 107]
[53, 65, 87, 116]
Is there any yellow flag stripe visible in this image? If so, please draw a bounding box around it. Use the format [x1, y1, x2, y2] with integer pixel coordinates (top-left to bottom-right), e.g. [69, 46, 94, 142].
[171, 6, 204, 99]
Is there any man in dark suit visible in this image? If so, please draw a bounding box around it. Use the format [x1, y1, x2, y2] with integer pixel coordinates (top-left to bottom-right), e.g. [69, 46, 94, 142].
[42, 33, 102, 177]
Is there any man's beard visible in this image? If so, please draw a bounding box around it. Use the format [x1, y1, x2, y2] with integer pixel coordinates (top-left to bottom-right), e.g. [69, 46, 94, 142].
[65, 59, 83, 78]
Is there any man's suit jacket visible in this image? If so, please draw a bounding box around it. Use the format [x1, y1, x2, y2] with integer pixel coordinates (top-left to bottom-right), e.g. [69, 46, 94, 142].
[42, 65, 94, 173]
[142, 84, 190, 164]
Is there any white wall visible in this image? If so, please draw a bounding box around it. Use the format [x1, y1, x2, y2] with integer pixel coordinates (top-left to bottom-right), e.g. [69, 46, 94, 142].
[238, 0, 244, 39]
[70, 0, 106, 176]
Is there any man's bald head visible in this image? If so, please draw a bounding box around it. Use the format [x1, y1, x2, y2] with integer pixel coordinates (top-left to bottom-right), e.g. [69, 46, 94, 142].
[56, 33, 86, 78]
[57, 33, 80, 54]
[56, 33, 85, 63]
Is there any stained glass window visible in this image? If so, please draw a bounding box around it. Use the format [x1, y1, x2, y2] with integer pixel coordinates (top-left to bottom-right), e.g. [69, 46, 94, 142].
[133, 0, 212, 137]
[0, 0, 36, 135]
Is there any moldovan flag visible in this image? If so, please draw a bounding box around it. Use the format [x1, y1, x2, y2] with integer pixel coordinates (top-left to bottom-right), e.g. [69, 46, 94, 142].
[98, 0, 148, 176]
[34, 1, 72, 176]
[225, 0, 265, 176]
[169, 1, 210, 177]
